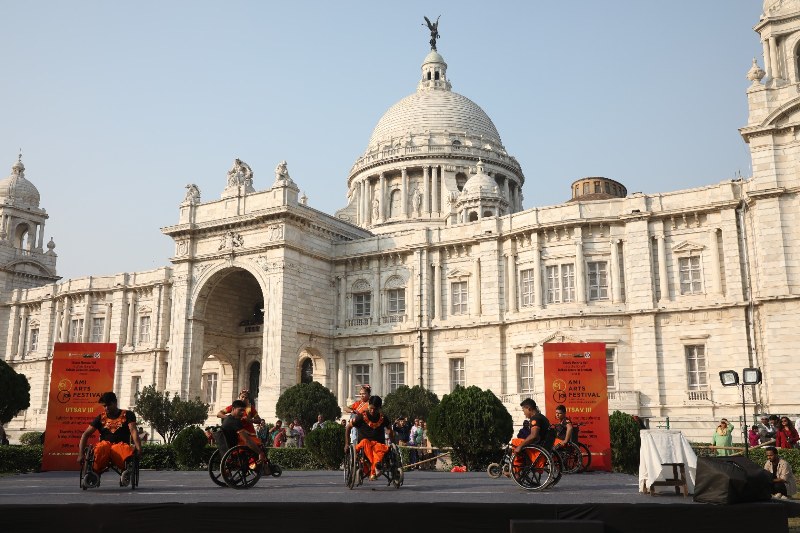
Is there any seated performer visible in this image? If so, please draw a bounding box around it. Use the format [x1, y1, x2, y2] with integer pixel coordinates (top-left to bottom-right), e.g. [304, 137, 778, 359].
[217, 389, 261, 442]
[510, 398, 551, 470]
[221, 399, 267, 467]
[77, 392, 142, 479]
[345, 395, 395, 480]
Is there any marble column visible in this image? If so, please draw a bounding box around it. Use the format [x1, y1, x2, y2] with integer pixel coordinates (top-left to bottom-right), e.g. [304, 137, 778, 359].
[574, 229, 586, 303]
[656, 235, 669, 302]
[533, 234, 543, 308]
[506, 252, 518, 313]
[433, 260, 441, 319]
[104, 302, 113, 343]
[401, 168, 409, 219]
[432, 166, 440, 215]
[337, 350, 345, 404]
[378, 173, 386, 222]
[125, 292, 137, 349]
[82, 293, 92, 341]
[709, 228, 722, 295]
[769, 37, 780, 80]
[337, 275, 346, 328]
[503, 178, 510, 206]
[423, 166, 430, 216]
[473, 258, 481, 316]
[60, 297, 71, 342]
[36, 223, 44, 250]
[17, 307, 28, 358]
[763, 40, 772, 79]
[610, 239, 621, 303]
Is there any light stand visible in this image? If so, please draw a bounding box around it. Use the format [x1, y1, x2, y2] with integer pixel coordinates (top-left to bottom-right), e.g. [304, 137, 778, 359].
[719, 368, 762, 458]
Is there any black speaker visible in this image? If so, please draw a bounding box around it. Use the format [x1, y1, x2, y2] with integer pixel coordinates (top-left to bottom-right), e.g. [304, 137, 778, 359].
[693, 456, 773, 504]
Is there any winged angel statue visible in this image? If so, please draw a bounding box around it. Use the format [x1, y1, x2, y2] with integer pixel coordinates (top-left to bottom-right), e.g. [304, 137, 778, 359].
[424, 16, 440, 51]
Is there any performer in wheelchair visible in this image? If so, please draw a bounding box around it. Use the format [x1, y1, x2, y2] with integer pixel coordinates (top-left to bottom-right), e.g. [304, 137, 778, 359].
[217, 389, 261, 443]
[344, 395, 395, 480]
[512, 398, 551, 456]
[221, 399, 268, 470]
[77, 392, 142, 480]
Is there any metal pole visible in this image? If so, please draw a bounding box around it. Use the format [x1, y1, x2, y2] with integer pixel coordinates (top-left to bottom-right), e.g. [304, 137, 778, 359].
[741, 384, 749, 457]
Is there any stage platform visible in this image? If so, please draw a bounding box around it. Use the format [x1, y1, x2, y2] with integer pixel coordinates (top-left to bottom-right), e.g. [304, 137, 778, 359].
[2, 470, 797, 532]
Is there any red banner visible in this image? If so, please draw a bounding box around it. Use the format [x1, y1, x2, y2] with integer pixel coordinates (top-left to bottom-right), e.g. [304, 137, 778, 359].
[543, 343, 612, 471]
[41, 343, 117, 471]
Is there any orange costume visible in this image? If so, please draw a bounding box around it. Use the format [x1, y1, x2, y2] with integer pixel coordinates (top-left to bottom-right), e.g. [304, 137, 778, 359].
[91, 410, 136, 473]
[352, 411, 391, 477]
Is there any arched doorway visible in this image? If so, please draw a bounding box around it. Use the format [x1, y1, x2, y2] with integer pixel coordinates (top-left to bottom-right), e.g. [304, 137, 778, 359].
[301, 358, 313, 384]
[192, 267, 265, 421]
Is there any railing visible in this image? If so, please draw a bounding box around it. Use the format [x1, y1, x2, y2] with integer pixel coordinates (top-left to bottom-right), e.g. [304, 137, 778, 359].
[350, 143, 522, 174]
[380, 314, 406, 324]
[499, 392, 543, 405]
[346, 317, 373, 327]
[686, 390, 711, 402]
[607, 390, 640, 408]
[242, 325, 261, 334]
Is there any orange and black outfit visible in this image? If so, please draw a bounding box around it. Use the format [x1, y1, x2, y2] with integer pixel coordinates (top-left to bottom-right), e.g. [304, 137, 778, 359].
[511, 412, 551, 468]
[221, 403, 261, 444]
[352, 411, 391, 477]
[89, 409, 137, 473]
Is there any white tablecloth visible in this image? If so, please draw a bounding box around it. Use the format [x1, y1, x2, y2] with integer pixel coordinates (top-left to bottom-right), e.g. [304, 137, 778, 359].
[638, 429, 697, 494]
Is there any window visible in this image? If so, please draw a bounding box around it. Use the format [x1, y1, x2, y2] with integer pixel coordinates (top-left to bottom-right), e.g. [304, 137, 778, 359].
[131, 376, 141, 400]
[387, 289, 405, 315]
[605, 182, 611, 194]
[68, 319, 84, 342]
[519, 354, 534, 394]
[679, 256, 703, 295]
[583, 183, 589, 194]
[606, 347, 616, 390]
[29, 328, 39, 352]
[450, 358, 465, 390]
[594, 182, 601, 193]
[353, 292, 371, 318]
[451, 281, 468, 315]
[203, 373, 218, 404]
[587, 261, 609, 301]
[353, 364, 370, 394]
[546, 265, 560, 303]
[138, 316, 151, 343]
[519, 269, 535, 307]
[685, 345, 707, 390]
[561, 264, 575, 302]
[91, 318, 104, 342]
[387, 362, 405, 393]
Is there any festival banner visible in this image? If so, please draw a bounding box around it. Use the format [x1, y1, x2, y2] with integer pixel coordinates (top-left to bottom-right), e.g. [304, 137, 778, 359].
[542, 342, 612, 471]
[41, 343, 117, 471]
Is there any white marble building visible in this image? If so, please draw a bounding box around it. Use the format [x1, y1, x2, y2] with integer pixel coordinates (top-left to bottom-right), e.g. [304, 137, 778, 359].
[2, 3, 799, 442]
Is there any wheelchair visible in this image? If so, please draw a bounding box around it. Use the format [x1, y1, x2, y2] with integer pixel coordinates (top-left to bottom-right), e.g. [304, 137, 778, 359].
[79, 443, 140, 490]
[207, 430, 282, 489]
[344, 441, 404, 489]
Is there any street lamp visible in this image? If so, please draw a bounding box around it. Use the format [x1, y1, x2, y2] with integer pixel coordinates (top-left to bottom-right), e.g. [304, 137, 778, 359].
[719, 367, 762, 457]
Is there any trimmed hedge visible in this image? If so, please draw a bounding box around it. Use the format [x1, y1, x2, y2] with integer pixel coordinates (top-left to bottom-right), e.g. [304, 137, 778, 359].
[0, 445, 42, 473]
[267, 447, 325, 470]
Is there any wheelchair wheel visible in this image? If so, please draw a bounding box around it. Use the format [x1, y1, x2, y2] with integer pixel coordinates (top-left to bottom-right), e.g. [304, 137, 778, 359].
[578, 442, 592, 472]
[344, 445, 355, 489]
[221, 446, 262, 489]
[125, 453, 140, 490]
[270, 463, 282, 477]
[208, 449, 227, 487]
[388, 444, 403, 489]
[79, 447, 100, 490]
[510, 445, 554, 491]
[560, 442, 583, 474]
[487, 462, 502, 478]
[548, 447, 563, 488]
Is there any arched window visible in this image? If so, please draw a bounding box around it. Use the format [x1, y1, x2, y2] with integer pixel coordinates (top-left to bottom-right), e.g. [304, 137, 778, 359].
[388, 189, 401, 218]
[456, 172, 468, 192]
[796, 43, 800, 82]
[14, 224, 29, 249]
[469, 211, 479, 222]
[435, 70, 440, 80]
[301, 358, 314, 384]
[483, 210, 494, 218]
[248, 362, 261, 406]
[427, 72, 432, 80]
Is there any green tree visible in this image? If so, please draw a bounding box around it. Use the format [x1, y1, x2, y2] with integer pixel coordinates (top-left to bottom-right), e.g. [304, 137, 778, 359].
[609, 410, 641, 474]
[134, 385, 209, 443]
[427, 385, 513, 470]
[0, 360, 30, 425]
[275, 382, 341, 431]
[382, 385, 439, 422]
[305, 422, 346, 469]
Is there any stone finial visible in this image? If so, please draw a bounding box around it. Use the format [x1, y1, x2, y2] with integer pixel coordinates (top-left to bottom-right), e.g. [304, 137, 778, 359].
[273, 160, 297, 188]
[46, 237, 56, 256]
[183, 183, 201, 205]
[300, 192, 308, 205]
[747, 58, 766, 86]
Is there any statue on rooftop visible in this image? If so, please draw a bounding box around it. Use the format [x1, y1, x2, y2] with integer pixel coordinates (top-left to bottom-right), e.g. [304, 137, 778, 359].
[423, 16, 440, 51]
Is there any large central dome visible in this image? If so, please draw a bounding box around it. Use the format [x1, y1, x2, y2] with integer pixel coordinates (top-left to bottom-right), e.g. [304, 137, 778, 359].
[368, 90, 502, 148]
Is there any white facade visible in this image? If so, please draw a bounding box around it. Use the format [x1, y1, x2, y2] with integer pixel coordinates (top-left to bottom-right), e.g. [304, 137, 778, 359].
[2, 4, 799, 442]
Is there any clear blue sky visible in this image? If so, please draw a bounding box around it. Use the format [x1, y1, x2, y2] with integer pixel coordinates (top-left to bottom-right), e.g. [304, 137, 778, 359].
[1, 1, 762, 281]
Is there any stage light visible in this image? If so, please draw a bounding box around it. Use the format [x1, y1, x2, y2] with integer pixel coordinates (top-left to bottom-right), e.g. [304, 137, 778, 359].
[719, 370, 739, 386]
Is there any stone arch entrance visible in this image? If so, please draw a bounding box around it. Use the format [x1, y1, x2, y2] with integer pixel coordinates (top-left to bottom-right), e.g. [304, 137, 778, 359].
[190, 266, 266, 420]
[296, 348, 328, 387]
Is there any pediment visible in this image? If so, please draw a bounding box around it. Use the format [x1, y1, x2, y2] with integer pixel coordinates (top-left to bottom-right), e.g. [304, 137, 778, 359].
[446, 268, 471, 279]
[538, 331, 585, 345]
[672, 240, 704, 253]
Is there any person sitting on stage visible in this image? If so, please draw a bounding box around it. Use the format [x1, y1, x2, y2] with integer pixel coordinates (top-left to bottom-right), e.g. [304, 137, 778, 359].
[221, 399, 267, 469]
[552, 404, 573, 448]
[216, 389, 261, 442]
[345, 395, 395, 480]
[764, 446, 797, 499]
[77, 392, 142, 481]
[512, 398, 550, 453]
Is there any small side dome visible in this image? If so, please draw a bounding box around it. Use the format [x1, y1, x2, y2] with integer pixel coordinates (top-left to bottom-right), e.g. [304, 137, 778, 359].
[0, 155, 41, 208]
[460, 160, 501, 200]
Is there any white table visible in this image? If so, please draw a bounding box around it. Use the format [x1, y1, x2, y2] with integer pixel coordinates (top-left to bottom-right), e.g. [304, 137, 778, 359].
[638, 429, 697, 494]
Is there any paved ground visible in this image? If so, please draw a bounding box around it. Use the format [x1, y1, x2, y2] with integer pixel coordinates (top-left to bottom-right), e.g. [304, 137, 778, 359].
[0, 469, 696, 505]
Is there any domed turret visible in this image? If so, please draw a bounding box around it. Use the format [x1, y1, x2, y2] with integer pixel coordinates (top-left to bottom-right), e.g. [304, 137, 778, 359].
[0, 155, 41, 208]
[336, 21, 526, 231]
[455, 160, 508, 222]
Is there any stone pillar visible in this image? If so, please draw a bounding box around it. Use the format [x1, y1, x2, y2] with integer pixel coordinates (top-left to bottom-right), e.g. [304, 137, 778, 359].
[533, 234, 543, 308]
[407, 262, 415, 321]
[763, 40, 772, 79]
[125, 292, 137, 350]
[769, 37, 780, 80]
[709, 228, 722, 295]
[60, 297, 71, 342]
[473, 258, 481, 316]
[36, 223, 44, 250]
[656, 235, 669, 303]
[104, 302, 113, 342]
[574, 229, 586, 304]
[503, 178, 510, 206]
[506, 251, 518, 313]
[610, 239, 621, 303]
[16, 307, 28, 358]
[433, 259, 441, 319]
[337, 350, 345, 404]
[378, 173, 386, 223]
[401, 168, 409, 219]
[337, 275, 346, 327]
[82, 293, 92, 341]
[373, 258, 381, 322]
[432, 166, 440, 215]
[423, 166, 430, 217]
